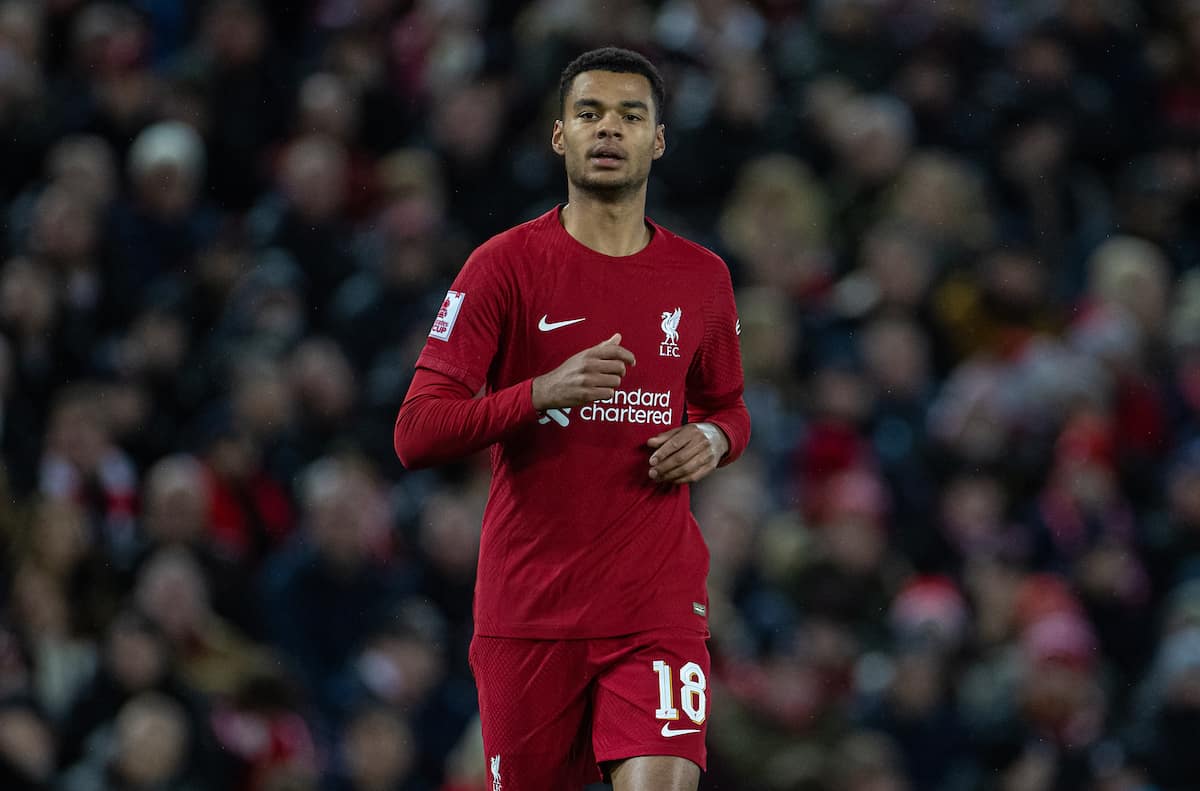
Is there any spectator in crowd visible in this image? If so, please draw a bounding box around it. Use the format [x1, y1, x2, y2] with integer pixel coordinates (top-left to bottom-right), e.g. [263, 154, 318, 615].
[131, 453, 255, 633]
[173, 0, 292, 211]
[325, 703, 423, 791]
[6, 558, 96, 719]
[0, 695, 55, 791]
[286, 337, 368, 470]
[327, 148, 463, 376]
[718, 153, 835, 308]
[60, 691, 205, 791]
[260, 455, 413, 718]
[329, 597, 476, 787]
[210, 673, 319, 791]
[133, 545, 277, 699]
[0, 256, 76, 423]
[291, 71, 380, 222]
[17, 497, 119, 640]
[111, 120, 221, 292]
[248, 133, 358, 329]
[190, 398, 296, 573]
[38, 383, 139, 568]
[57, 609, 210, 780]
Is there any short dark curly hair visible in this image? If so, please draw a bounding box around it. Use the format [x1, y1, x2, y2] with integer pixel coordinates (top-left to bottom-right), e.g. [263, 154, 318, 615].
[559, 47, 666, 123]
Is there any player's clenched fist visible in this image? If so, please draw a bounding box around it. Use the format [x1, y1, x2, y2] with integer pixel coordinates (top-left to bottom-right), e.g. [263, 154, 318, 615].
[532, 333, 637, 410]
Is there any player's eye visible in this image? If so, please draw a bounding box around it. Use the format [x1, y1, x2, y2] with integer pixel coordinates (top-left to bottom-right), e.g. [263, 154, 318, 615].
[578, 111, 598, 120]
[625, 114, 643, 122]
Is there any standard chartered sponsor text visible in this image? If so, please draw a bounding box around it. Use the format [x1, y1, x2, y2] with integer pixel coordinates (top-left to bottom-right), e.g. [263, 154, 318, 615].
[580, 388, 673, 425]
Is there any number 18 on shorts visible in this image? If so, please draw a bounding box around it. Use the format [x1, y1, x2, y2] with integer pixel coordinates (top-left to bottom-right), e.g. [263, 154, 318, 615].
[652, 659, 707, 735]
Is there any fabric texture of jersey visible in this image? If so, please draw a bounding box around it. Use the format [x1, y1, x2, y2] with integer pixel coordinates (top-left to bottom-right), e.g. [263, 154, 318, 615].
[414, 206, 749, 639]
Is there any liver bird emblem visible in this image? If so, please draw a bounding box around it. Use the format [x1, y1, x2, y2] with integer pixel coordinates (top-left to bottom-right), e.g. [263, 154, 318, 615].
[661, 308, 681, 344]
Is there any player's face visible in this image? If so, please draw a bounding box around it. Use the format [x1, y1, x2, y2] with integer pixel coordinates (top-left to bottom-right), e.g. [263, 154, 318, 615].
[552, 70, 665, 199]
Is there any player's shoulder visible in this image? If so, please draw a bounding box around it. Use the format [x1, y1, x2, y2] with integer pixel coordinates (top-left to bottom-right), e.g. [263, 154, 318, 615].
[649, 218, 731, 277]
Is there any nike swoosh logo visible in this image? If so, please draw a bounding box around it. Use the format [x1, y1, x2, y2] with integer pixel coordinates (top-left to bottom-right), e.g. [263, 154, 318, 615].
[538, 315, 586, 331]
[660, 723, 701, 738]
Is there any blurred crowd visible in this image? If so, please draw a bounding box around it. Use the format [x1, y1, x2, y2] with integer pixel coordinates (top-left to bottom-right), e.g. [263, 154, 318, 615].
[0, 0, 1199, 789]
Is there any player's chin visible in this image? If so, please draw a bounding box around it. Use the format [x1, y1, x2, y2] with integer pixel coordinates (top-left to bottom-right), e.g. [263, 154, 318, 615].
[582, 174, 628, 189]
[573, 171, 642, 194]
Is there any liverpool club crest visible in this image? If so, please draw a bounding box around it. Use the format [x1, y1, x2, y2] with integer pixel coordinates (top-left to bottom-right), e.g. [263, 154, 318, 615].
[659, 308, 681, 357]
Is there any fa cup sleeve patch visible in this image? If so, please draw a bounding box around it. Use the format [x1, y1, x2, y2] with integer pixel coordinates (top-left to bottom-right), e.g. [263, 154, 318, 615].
[430, 290, 466, 341]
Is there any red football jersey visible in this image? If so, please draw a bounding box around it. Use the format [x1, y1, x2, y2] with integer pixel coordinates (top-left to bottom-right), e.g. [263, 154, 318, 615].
[414, 207, 749, 639]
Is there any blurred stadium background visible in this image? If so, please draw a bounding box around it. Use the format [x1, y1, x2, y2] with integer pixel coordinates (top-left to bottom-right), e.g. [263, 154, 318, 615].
[0, 0, 1199, 789]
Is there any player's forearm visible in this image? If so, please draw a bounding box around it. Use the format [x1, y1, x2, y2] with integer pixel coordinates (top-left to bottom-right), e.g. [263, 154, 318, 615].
[393, 374, 537, 469]
[687, 399, 750, 465]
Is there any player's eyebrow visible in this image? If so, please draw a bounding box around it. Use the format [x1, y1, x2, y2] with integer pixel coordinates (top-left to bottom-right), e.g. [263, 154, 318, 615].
[573, 98, 651, 113]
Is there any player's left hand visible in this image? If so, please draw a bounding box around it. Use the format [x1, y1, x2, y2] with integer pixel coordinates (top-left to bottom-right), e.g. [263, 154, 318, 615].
[646, 423, 730, 484]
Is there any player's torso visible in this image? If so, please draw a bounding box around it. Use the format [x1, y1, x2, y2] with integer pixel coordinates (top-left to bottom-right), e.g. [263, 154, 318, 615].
[470, 219, 718, 638]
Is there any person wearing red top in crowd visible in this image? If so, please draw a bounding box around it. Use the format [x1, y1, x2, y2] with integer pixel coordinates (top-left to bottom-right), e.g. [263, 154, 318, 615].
[393, 47, 750, 791]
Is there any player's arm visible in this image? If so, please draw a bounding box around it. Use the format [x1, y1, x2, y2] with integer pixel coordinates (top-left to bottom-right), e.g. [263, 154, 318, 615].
[395, 334, 636, 469]
[396, 242, 526, 469]
[393, 367, 537, 469]
[647, 267, 750, 484]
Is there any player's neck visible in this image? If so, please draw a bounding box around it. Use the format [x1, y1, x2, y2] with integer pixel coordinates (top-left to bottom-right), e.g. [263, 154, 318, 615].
[559, 192, 652, 257]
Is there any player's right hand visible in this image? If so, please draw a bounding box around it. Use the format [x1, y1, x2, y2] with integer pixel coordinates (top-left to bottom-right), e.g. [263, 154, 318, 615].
[531, 333, 636, 410]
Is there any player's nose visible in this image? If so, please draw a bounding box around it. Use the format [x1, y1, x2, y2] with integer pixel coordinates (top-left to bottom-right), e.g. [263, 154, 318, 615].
[597, 114, 622, 138]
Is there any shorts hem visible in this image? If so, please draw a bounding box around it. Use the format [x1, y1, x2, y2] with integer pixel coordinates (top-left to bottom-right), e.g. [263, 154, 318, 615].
[594, 749, 706, 774]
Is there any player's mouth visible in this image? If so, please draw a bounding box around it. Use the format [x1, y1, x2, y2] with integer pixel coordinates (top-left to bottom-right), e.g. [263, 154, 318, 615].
[589, 146, 626, 168]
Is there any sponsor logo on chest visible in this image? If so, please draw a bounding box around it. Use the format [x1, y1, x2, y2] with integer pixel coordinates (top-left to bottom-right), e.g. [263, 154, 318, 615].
[538, 387, 673, 427]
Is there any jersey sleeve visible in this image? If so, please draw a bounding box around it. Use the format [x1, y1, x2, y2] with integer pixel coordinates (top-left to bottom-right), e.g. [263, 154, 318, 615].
[686, 264, 751, 465]
[414, 243, 512, 393]
[393, 367, 538, 469]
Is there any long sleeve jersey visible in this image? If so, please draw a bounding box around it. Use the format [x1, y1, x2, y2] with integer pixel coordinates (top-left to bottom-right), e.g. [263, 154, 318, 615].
[394, 207, 750, 638]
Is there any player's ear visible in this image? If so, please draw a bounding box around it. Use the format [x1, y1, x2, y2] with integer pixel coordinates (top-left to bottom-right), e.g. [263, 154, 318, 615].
[551, 119, 565, 156]
[652, 123, 666, 160]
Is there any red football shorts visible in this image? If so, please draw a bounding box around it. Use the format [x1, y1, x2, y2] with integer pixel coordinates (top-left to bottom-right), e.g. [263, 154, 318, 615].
[468, 629, 710, 789]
